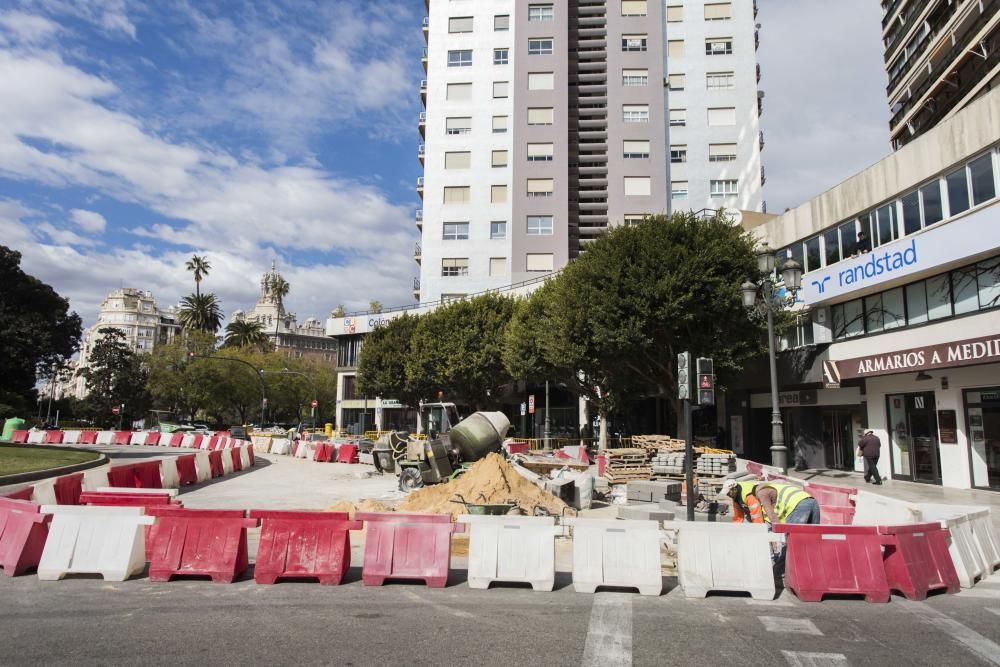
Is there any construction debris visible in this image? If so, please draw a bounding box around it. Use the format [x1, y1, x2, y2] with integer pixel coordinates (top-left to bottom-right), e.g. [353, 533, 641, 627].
[602, 448, 652, 484]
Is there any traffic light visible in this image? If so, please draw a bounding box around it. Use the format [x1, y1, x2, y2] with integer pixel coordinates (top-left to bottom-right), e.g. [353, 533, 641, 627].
[697, 357, 715, 406]
[677, 352, 692, 401]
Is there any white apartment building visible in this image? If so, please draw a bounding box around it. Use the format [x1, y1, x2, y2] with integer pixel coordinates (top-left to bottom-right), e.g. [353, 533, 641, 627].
[416, 0, 764, 304]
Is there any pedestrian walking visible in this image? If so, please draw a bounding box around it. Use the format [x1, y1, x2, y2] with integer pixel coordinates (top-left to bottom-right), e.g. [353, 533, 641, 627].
[857, 429, 883, 485]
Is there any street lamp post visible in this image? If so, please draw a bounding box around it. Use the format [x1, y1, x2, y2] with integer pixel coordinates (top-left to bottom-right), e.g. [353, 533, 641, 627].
[741, 243, 803, 473]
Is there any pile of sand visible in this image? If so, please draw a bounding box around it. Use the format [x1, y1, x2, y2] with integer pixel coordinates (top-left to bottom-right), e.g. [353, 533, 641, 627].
[325, 499, 394, 519]
[397, 453, 567, 519]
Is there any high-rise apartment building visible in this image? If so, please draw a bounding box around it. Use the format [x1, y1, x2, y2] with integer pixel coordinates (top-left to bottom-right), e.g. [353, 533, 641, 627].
[416, 0, 765, 304]
[882, 0, 1000, 150]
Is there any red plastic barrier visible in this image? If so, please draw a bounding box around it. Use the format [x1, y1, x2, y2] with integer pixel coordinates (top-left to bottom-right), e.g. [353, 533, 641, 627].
[0, 498, 50, 576]
[80, 491, 179, 507]
[78, 431, 98, 445]
[208, 436, 221, 450]
[43, 430, 64, 445]
[53, 473, 84, 505]
[506, 442, 529, 455]
[596, 454, 607, 477]
[880, 523, 960, 600]
[107, 464, 138, 488]
[168, 433, 184, 447]
[175, 454, 198, 486]
[207, 450, 224, 477]
[337, 444, 359, 464]
[4, 487, 34, 501]
[250, 510, 361, 585]
[230, 447, 243, 472]
[313, 442, 335, 463]
[11, 430, 28, 444]
[145, 432, 162, 446]
[806, 482, 858, 525]
[134, 461, 163, 489]
[356, 512, 463, 588]
[112, 431, 131, 445]
[191, 435, 204, 450]
[774, 524, 890, 603]
[146, 508, 258, 583]
[246, 444, 255, 466]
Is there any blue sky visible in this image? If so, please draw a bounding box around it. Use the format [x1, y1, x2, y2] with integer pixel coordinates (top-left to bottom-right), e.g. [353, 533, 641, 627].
[0, 0, 889, 329]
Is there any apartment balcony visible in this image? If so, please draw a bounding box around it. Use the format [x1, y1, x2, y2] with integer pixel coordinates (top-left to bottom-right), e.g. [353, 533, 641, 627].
[413, 278, 421, 300]
[418, 143, 425, 164]
[422, 17, 429, 41]
[420, 79, 427, 104]
[756, 63, 761, 83]
[755, 29, 760, 50]
[421, 47, 428, 72]
[418, 111, 426, 136]
[415, 209, 423, 230]
[759, 130, 765, 151]
[760, 164, 767, 187]
[416, 176, 424, 197]
[414, 242, 422, 264]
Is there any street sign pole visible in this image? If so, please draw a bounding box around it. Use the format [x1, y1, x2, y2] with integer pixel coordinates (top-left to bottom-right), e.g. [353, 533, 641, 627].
[685, 398, 695, 522]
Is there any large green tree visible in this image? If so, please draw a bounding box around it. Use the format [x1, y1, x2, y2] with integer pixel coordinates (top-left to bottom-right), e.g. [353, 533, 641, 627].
[356, 313, 422, 408]
[178, 293, 223, 334]
[0, 246, 82, 418]
[185, 254, 211, 298]
[223, 319, 270, 351]
[81, 328, 150, 428]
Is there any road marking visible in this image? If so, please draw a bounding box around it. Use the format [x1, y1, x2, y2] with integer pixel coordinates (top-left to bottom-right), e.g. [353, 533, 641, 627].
[758, 616, 822, 636]
[581, 593, 632, 667]
[399, 589, 474, 619]
[989, 608, 1000, 617]
[745, 598, 794, 607]
[781, 651, 849, 666]
[956, 588, 1000, 599]
[900, 600, 1000, 666]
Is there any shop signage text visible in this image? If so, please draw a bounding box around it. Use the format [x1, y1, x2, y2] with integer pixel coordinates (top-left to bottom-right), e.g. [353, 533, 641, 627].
[834, 334, 1000, 380]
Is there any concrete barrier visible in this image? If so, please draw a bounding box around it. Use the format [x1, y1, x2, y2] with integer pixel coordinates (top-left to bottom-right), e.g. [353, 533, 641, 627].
[95, 431, 114, 446]
[81, 465, 111, 492]
[194, 451, 212, 482]
[26, 431, 45, 445]
[458, 515, 559, 591]
[36, 505, 154, 581]
[30, 479, 58, 506]
[663, 521, 781, 600]
[62, 431, 81, 445]
[852, 490, 923, 525]
[563, 518, 662, 596]
[129, 432, 147, 446]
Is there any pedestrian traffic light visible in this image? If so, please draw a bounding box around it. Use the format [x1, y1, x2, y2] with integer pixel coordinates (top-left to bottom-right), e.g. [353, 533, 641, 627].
[677, 352, 692, 401]
[697, 357, 714, 406]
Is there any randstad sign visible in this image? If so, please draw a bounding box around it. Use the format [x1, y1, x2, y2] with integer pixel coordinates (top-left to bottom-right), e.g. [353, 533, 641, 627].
[799, 203, 1000, 304]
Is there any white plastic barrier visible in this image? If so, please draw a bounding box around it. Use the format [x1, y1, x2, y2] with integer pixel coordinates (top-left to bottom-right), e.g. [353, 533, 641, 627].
[62, 430, 81, 445]
[26, 430, 45, 444]
[220, 449, 234, 475]
[920, 504, 999, 573]
[237, 447, 251, 469]
[563, 518, 662, 596]
[251, 435, 272, 453]
[81, 465, 111, 492]
[158, 458, 180, 489]
[458, 515, 560, 591]
[295, 441, 315, 459]
[913, 506, 986, 588]
[95, 431, 114, 446]
[200, 437, 212, 451]
[95, 486, 178, 497]
[663, 521, 781, 600]
[270, 438, 291, 456]
[30, 478, 58, 505]
[129, 432, 147, 446]
[181, 434, 196, 449]
[37, 505, 154, 582]
[852, 490, 923, 525]
[194, 451, 211, 482]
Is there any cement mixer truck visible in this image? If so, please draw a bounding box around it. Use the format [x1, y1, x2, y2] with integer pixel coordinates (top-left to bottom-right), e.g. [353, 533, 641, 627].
[373, 403, 510, 491]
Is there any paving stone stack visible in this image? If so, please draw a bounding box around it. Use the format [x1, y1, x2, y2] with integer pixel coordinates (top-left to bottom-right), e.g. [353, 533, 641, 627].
[651, 452, 687, 477]
[695, 453, 736, 477]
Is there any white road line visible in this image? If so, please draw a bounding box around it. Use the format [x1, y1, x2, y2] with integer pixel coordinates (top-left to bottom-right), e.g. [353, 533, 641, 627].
[758, 616, 822, 636]
[988, 608, 1000, 617]
[900, 600, 1000, 666]
[399, 589, 474, 619]
[581, 593, 633, 667]
[781, 651, 850, 666]
[745, 598, 795, 607]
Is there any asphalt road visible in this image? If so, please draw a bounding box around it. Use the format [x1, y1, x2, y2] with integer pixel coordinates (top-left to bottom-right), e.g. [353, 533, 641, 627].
[1, 570, 999, 666]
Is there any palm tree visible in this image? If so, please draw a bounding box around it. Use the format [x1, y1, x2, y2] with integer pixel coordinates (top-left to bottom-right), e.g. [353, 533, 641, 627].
[178, 293, 223, 334]
[185, 255, 211, 298]
[369, 300, 383, 314]
[269, 275, 290, 343]
[223, 319, 270, 351]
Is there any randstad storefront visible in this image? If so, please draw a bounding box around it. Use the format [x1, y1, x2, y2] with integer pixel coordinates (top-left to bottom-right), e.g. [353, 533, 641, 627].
[751, 89, 1000, 491]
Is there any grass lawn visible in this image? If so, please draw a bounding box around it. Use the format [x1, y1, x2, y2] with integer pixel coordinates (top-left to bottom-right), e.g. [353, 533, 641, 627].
[0, 446, 99, 476]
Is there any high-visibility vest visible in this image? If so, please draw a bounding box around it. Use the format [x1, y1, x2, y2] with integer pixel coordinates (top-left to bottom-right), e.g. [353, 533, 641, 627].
[758, 483, 812, 522]
[732, 482, 765, 523]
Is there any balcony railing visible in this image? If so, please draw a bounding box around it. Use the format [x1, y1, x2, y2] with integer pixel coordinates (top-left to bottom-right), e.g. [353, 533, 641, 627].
[414, 243, 422, 257]
[415, 209, 423, 222]
[413, 278, 421, 290]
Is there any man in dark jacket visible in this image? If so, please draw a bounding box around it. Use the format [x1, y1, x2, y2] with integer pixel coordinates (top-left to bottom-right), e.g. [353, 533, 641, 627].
[858, 430, 883, 485]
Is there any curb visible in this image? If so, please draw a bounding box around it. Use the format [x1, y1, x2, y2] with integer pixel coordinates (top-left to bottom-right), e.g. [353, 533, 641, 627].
[0, 443, 109, 487]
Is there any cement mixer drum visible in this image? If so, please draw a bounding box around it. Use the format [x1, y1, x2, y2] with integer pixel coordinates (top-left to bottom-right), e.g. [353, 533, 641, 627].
[448, 411, 511, 463]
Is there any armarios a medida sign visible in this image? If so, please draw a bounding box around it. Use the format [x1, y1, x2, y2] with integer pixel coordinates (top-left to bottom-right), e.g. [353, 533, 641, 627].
[829, 334, 1000, 381]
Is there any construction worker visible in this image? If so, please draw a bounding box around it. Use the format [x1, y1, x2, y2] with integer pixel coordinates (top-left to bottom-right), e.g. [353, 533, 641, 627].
[721, 479, 765, 524]
[753, 481, 821, 524]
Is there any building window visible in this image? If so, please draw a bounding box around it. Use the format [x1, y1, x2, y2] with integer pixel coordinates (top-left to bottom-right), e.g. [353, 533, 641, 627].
[448, 50, 473, 67]
[444, 151, 471, 169]
[667, 4, 683, 22]
[622, 34, 647, 52]
[442, 222, 469, 240]
[527, 215, 554, 234]
[494, 14, 509, 31]
[706, 38, 733, 55]
[448, 17, 473, 33]
[706, 71, 734, 89]
[668, 40, 684, 59]
[528, 107, 554, 125]
[442, 258, 469, 277]
[622, 68, 648, 86]
[492, 115, 508, 133]
[671, 181, 689, 199]
[526, 253, 554, 272]
[490, 221, 507, 239]
[969, 152, 996, 206]
[493, 81, 509, 98]
[623, 140, 650, 159]
[669, 108, 686, 126]
[528, 38, 554, 55]
[708, 143, 737, 162]
[667, 73, 685, 91]
[623, 104, 649, 122]
[446, 117, 472, 135]
[492, 150, 508, 167]
[491, 185, 507, 203]
[707, 106, 736, 126]
[528, 4, 554, 22]
[443, 186, 471, 204]
[874, 202, 898, 247]
[624, 176, 651, 196]
[669, 145, 687, 163]
[623, 214, 646, 226]
[704, 3, 733, 20]
[527, 143, 554, 161]
[493, 48, 509, 65]
[622, 1, 647, 16]
[441, 294, 467, 303]
[527, 179, 554, 197]
[528, 71, 555, 90]
[921, 180, 944, 226]
[490, 257, 507, 276]
[710, 179, 738, 197]
[447, 83, 472, 100]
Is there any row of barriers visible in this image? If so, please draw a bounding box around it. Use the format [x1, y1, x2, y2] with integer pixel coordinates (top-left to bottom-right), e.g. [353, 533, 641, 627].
[7, 429, 245, 451]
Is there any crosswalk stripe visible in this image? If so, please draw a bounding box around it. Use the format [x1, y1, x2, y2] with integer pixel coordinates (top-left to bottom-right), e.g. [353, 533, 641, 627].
[582, 593, 632, 667]
[781, 651, 849, 666]
[758, 616, 822, 635]
[900, 600, 1000, 666]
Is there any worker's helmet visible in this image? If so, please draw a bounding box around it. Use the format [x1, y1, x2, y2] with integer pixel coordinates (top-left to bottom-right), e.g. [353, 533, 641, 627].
[721, 479, 739, 499]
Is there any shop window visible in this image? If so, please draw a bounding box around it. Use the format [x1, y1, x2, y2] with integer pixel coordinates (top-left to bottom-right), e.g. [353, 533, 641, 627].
[882, 287, 905, 329]
[864, 294, 884, 333]
[952, 267, 980, 315]
[926, 275, 952, 320]
[906, 281, 929, 325]
[977, 258, 1000, 309]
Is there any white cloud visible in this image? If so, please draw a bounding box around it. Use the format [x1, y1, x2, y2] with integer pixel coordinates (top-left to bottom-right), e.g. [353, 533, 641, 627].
[20, 0, 137, 39]
[0, 11, 60, 45]
[70, 208, 106, 232]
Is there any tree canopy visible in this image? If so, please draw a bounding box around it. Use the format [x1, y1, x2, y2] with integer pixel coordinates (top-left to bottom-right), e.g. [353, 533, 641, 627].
[356, 313, 422, 408]
[81, 328, 150, 428]
[185, 254, 211, 298]
[223, 319, 270, 351]
[178, 293, 223, 334]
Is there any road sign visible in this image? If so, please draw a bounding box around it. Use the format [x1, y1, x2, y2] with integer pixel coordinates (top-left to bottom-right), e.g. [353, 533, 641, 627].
[528, 395, 535, 414]
[311, 399, 318, 408]
[111, 406, 120, 415]
[696, 357, 715, 407]
[520, 402, 527, 416]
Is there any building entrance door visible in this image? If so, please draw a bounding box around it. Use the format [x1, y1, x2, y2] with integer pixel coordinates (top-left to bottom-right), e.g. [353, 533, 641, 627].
[822, 410, 861, 470]
[965, 388, 1000, 490]
[887, 391, 941, 484]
